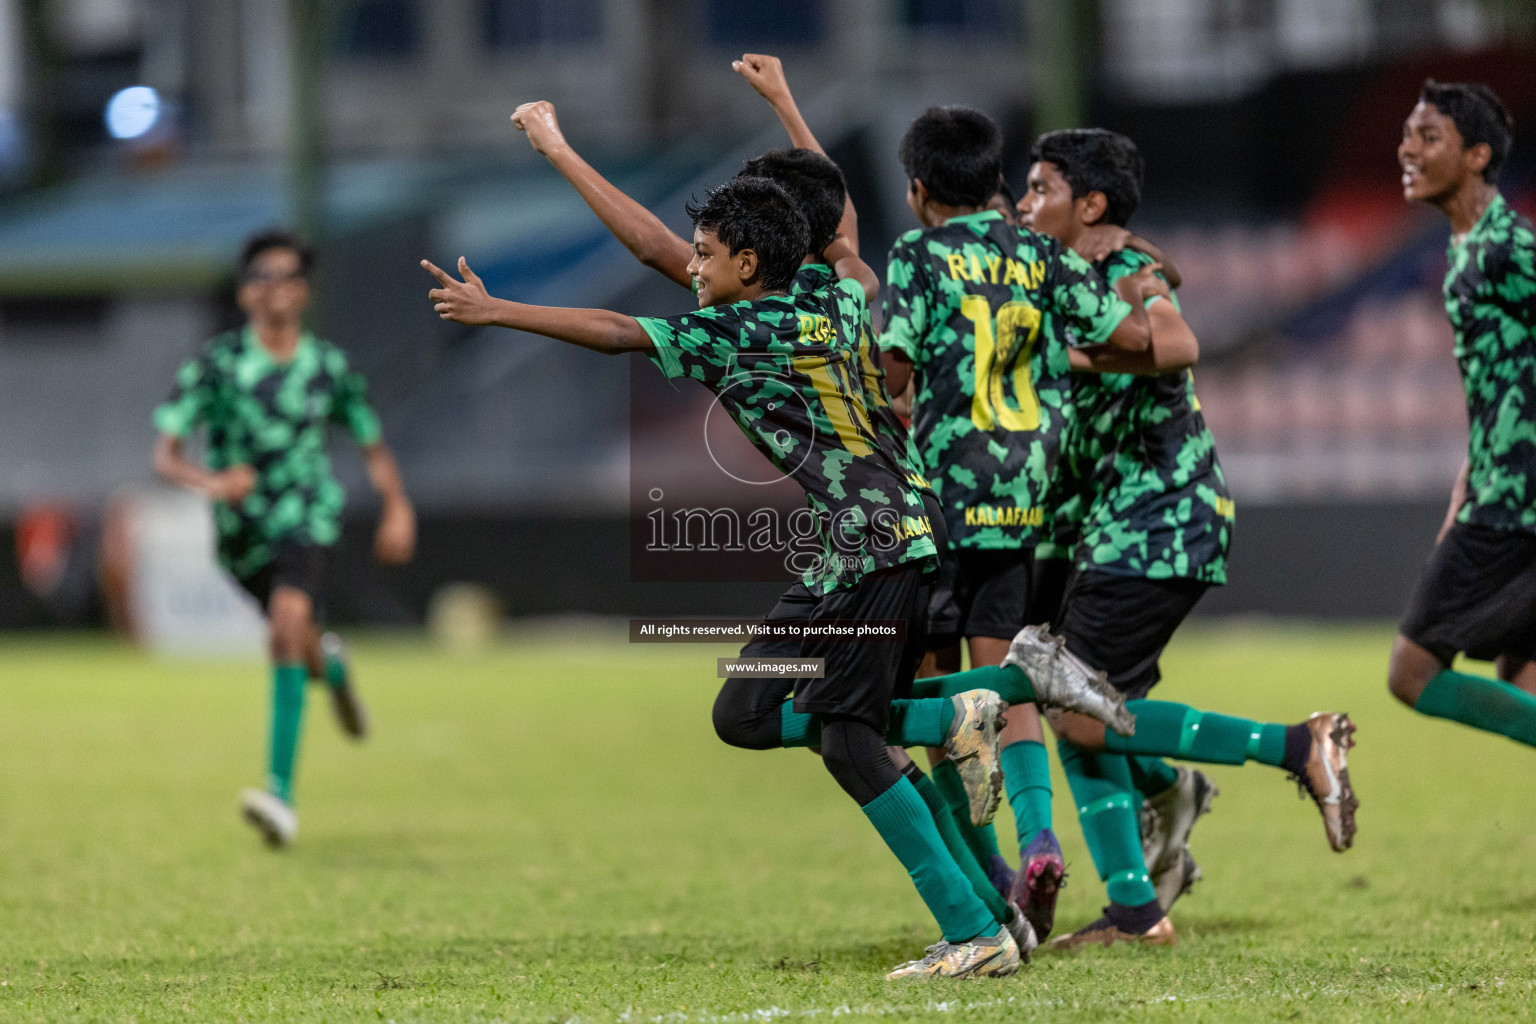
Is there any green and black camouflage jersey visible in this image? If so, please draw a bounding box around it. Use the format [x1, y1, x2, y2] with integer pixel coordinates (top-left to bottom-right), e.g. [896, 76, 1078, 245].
[1065, 248, 1233, 583]
[790, 263, 930, 494]
[1445, 194, 1536, 533]
[636, 279, 938, 594]
[878, 209, 1134, 550]
[154, 327, 382, 579]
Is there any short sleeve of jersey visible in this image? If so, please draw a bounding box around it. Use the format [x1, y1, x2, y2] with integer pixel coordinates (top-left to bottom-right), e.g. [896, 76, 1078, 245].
[1102, 248, 1177, 313]
[323, 346, 383, 446]
[636, 306, 744, 381]
[153, 353, 213, 438]
[878, 235, 929, 361]
[1046, 244, 1134, 344]
[1493, 219, 1536, 324]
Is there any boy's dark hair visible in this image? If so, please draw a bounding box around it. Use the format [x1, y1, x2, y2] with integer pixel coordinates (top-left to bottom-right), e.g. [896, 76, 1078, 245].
[899, 106, 1003, 208]
[238, 229, 315, 281]
[685, 176, 809, 291]
[993, 176, 1018, 210]
[738, 148, 847, 257]
[1029, 128, 1145, 227]
[1420, 80, 1514, 182]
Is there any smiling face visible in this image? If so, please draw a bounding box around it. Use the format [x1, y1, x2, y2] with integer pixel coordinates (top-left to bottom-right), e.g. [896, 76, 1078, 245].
[1398, 101, 1483, 205]
[237, 246, 311, 325]
[688, 227, 754, 308]
[1016, 160, 1080, 244]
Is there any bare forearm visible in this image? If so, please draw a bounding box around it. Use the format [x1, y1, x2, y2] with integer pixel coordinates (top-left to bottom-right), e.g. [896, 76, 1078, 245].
[1089, 296, 1195, 367]
[362, 443, 409, 507]
[489, 299, 650, 355]
[1104, 291, 1152, 352]
[152, 436, 219, 495]
[542, 145, 693, 287]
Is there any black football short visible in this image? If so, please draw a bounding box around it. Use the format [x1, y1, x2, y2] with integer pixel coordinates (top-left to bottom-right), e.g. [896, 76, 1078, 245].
[740, 582, 819, 661]
[789, 565, 932, 730]
[927, 549, 1065, 650]
[1400, 521, 1536, 665]
[234, 541, 328, 616]
[1052, 570, 1210, 699]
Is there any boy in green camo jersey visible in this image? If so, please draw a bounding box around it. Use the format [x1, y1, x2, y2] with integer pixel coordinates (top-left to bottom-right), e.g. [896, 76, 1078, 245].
[1004, 128, 1357, 949]
[507, 63, 1051, 958]
[1390, 82, 1536, 751]
[427, 176, 1118, 978]
[877, 106, 1162, 943]
[153, 230, 416, 848]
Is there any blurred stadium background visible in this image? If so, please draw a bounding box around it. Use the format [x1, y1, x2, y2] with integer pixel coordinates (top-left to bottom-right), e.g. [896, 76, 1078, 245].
[1, 0, 1533, 647]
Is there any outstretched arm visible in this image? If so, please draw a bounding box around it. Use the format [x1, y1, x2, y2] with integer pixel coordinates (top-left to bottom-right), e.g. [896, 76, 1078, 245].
[732, 53, 858, 254]
[424, 257, 652, 355]
[511, 101, 694, 289]
[1070, 299, 1198, 374]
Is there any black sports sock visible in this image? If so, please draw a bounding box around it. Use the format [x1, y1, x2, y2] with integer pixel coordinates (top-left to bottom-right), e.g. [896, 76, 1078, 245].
[1280, 723, 1311, 776]
[1105, 898, 1165, 934]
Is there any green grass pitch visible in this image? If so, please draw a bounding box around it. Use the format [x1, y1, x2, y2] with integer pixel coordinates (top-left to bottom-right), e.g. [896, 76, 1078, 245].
[1, 623, 1534, 1022]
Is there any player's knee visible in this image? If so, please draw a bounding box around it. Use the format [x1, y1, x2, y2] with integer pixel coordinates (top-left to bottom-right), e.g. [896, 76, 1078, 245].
[1050, 710, 1101, 749]
[1387, 635, 1437, 708]
[267, 591, 312, 662]
[711, 685, 776, 750]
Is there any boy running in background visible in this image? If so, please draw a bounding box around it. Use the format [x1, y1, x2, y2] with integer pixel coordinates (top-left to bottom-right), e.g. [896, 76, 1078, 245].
[153, 230, 416, 848]
[1390, 82, 1536, 750]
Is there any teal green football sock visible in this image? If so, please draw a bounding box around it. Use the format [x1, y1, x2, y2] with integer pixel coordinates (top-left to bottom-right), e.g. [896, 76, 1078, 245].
[1103, 700, 1288, 768]
[1128, 756, 1180, 798]
[267, 663, 308, 804]
[931, 759, 1003, 868]
[779, 703, 818, 747]
[1416, 669, 1536, 748]
[911, 771, 1011, 926]
[322, 651, 347, 690]
[1000, 739, 1052, 846]
[885, 698, 955, 748]
[907, 664, 1035, 705]
[1058, 740, 1156, 907]
[860, 777, 997, 943]
[778, 699, 955, 750]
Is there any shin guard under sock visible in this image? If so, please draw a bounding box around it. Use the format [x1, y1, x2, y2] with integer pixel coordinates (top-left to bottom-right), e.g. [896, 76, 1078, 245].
[905, 765, 1011, 926]
[1058, 740, 1156, 908]
[267, 663, 308, 804]
[860, 777, 997, 942]
[907, 664, 1035, 705]
[1415, 668, 1536, 748]
[779, 698, 955, 750]
[999, 740, 1053, 846]
[1105, 700, 1288, 768]
[931, 759, 1004, 870]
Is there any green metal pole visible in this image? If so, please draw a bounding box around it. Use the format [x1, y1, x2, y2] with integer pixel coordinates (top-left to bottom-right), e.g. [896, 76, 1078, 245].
[288, 0, 327, 245]
[19, 0, 62, 188]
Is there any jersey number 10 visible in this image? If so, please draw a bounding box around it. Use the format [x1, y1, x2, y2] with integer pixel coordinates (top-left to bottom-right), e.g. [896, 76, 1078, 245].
[960, 294, 1042, 431]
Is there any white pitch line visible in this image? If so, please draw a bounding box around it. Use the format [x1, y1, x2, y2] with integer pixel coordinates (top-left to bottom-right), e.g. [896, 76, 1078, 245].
[614, 977, 1532, 1024]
